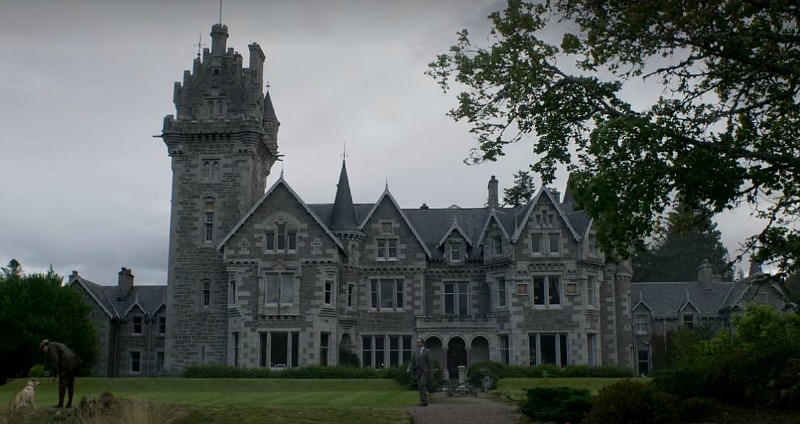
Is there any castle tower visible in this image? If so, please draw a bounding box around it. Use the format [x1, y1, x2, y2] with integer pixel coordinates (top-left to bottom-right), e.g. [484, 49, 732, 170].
[159, 23, 279, 372]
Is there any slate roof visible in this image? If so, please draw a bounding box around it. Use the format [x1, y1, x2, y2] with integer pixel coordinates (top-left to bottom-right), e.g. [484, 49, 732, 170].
[308, 178, 594, 260]
[263, 91, 279, 123]
[630, 280, 747, 319]
[68, 271, 166, 320]
[329, 160, 359, 232]
[225, 167, 596, 262]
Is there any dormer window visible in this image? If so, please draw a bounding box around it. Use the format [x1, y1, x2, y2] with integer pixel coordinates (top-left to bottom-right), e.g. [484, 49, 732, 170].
[682, 313, 695, 329]
[132, 316, 143, 335]
[492, 235, 503, 256]
[635, 314, 649, 333]
[449, 242, 463, 262]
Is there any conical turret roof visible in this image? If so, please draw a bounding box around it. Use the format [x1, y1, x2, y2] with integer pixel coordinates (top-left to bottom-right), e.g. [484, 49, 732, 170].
[329, 160, 358, 231]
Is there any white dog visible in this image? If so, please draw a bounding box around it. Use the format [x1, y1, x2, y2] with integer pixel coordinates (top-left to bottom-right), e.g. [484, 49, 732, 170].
[12, 379, 40, 410]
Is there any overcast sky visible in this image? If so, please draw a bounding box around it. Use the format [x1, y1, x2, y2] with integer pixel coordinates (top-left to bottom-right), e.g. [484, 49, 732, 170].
[0, 0, 761, 285]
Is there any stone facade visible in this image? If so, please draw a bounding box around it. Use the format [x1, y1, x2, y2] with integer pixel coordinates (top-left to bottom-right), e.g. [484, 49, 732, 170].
[630, 262, 796, 376]
[73, 23, 639, 377]
[68, 268, 167, 377]
[159, 24, 279, 372]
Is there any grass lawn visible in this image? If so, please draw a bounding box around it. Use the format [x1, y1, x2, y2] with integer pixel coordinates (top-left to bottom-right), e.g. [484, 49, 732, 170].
[0, 378, 415, 424]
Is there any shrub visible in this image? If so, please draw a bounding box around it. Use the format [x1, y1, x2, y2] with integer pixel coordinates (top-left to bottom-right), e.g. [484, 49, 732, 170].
[182, 364, 383, 379]
[520, 386, 594, 424]
[393, 359, 444, 393]
[28, 364, 45, 378]
[676, 397, 719, 423]
[560, 364, 634, 378]
[339, 349, 360, 367]
[585, 379, 678, 424]
[467, 361, 506, 388]
[466, 361, 633, 386]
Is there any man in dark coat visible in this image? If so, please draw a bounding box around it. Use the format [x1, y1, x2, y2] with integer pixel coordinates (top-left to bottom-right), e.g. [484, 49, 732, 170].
[408, 337, 434, 406]
[40, 339, 81, 408]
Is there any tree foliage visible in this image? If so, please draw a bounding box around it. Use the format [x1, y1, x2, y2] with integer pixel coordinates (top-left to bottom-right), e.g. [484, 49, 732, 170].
[428, 0, 800, 275]
[503, 169, 537, 207]
[634, 203, 734, 281]
[653, 304, 800, 406]
[2, 258, 23, 279]
[0, 260, 97, 378]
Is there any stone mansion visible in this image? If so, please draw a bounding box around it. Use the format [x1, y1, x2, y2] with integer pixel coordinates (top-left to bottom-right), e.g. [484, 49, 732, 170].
[68, 23, 793, 378]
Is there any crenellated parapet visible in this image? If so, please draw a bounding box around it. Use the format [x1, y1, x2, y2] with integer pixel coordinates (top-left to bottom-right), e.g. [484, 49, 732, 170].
[169, 24, 275, 126]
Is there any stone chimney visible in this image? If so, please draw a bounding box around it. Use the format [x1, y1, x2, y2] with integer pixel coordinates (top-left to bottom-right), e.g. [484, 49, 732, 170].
[748, 258, 763, 277]
[488, 176, 499, 209]
[697, 260, 713, 290]
[118, 267, 134, 300]
[549, 188, 561, 203]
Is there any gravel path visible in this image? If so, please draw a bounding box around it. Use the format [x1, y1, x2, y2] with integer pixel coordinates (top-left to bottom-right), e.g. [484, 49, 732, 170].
[404, 392, 522, 424]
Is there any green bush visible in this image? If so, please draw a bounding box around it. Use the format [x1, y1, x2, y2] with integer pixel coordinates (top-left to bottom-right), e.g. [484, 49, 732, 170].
[467, 360, 506, 388]
[392, 359, 444, 393]
[585, 379, 678, 424]
[466, 361, 633, 386]
[182, 364, 382, 379]
[560, 364, 634, 378]
[338, 349, 360, 367]
[520, 386, 594, 424]
[676, 397, 719, 423]
[28, 363, 45, 378]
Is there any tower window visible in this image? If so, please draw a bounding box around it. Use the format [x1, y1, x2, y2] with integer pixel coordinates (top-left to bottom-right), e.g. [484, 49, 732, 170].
[202, 280, 211, 307]
[204, 198, 215, 243]
[203, 160, 220, 181]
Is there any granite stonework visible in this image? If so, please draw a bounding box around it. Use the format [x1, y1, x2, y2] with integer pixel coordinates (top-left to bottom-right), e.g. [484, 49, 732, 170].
[71, 23, 794, 378]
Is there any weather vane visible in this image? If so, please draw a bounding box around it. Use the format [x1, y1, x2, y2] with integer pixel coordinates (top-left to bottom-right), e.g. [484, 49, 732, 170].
[195, 34, 206, 58]
[219, 0, 223, 24]
[341, 142, 348, 160]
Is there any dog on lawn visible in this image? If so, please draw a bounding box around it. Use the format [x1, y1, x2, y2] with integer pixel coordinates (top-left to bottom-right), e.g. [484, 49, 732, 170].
[11, 379, 41, 411]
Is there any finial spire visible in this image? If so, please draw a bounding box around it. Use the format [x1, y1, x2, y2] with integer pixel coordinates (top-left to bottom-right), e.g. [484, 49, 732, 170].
[280, 163, 285, 179]
[195, 33, 205, 58]
[341, 142, 348, 161]
[385, 177, 389, 191]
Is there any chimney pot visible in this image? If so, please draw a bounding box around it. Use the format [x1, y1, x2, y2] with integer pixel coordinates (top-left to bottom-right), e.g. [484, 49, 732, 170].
[488, 176, 499, 209]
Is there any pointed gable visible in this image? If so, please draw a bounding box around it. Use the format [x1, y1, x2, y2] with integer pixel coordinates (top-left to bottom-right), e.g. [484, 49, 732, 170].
[476, 209, 512, 246]
[329, 160, 359, 232]
[512, 186, 582, 242]
[218, 175, 345, 252]
[68, 272, 117, 319]
[359, 187, 432, 258]
[437, 215, 474, 247]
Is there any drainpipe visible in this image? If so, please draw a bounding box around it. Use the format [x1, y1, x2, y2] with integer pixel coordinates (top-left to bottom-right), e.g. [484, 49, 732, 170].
[111, 319, 119, 377]
[147, 316, 153, 376]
